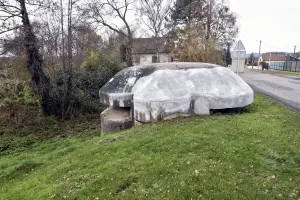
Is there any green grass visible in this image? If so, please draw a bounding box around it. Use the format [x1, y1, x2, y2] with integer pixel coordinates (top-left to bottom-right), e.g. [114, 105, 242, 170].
[249, 68, 300, 76]
[268, 70, 300, 77]
[1, 94, 300, 200]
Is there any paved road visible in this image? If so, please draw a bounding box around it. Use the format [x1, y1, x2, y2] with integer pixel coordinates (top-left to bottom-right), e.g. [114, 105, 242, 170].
[240, 70, 300, 112]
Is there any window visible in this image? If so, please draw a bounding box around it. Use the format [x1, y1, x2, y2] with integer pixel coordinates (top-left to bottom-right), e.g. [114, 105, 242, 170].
[152, 55, 158, 63]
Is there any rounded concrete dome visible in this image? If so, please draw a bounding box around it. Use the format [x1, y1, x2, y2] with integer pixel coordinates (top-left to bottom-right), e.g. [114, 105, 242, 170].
[100, 62, 253, 123]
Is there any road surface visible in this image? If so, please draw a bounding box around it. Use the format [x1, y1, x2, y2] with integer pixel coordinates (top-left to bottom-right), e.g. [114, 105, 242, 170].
[240, 70, 300, 112]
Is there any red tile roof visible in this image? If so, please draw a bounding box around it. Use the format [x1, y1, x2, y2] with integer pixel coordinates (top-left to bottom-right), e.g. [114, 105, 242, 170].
[262, 53, 286, 61]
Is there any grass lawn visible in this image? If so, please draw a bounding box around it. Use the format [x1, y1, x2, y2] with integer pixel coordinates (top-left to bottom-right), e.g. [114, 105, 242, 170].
[1, 94, 300, 200]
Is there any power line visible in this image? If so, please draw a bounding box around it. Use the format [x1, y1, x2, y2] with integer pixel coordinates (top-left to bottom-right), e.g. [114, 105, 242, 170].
[260, 41, 287, 52]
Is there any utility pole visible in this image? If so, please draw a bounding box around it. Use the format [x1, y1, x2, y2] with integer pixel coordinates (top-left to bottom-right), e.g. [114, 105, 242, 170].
[257, 40, 262, 70]
[251, 52, 254, 69]
[269, 52, 272, 69]
[294, 45, 297, 61]
[237, 41, 240, 75]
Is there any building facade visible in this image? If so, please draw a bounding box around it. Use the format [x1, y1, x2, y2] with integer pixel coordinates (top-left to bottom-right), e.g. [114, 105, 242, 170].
[132, 37, 172, 65]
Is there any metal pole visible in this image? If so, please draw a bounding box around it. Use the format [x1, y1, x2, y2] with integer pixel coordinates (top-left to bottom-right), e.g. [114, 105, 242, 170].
[252, 52, 254, 69]
[269, 52, 272, 69]
[257, 40, 262, 70]
[237, 41, 240, 75]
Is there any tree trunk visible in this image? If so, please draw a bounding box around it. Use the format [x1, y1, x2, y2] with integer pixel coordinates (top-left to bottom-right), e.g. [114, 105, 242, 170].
[206, 0, 212, 40]
[155, 33, 160, 63]
[126, 36, 133, 67]
[61, 0, 74, 119]
[19, 0, 54, 116]
[61, 0, 66, 74]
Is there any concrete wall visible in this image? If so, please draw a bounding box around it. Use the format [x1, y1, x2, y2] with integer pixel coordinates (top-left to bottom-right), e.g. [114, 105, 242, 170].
[230, 59, 246, 73]
[135, 54, 170, 65]
[247, 66, 262, 70]
[231, 50, 247, 73]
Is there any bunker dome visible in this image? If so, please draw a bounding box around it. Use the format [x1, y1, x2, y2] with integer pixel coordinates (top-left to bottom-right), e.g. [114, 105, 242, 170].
[99, 63, 253, 134]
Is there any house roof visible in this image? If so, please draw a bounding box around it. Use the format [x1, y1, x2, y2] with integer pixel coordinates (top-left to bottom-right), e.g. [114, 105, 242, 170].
[262, 52, 286, 61]
[132, 37, 169, 54]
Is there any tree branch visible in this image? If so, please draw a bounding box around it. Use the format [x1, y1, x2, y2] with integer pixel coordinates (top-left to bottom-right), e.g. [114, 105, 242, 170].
[0, 25, 22, 35]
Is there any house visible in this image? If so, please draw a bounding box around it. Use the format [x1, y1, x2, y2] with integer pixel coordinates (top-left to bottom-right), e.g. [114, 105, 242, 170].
[261, 52, 286, 70]
[261, 52, 286, 62]
[132, 37, 172, 65]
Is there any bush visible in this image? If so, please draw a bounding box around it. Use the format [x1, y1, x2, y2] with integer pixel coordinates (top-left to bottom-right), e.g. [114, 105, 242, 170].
[73, 67, 117, 113]
[0, 51, 122, 119]
[51, 53, 122, 116]
[81, 50, 122, 74]
[0, 80, 39, 108]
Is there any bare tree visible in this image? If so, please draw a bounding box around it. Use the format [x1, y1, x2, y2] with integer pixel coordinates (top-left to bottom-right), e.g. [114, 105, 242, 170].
[61, 0, 75, 118]
[210, 0, 238, 46]
[0, 0, 80, 118]
[72, 24, 104, 66]
[60, 0, 66, 73]
[173, 25, 222, 64]
[81, 0, 137, 67]
[0, 0, 56, 115]
[138, 0, 172, 62]
[170, 0, 238, 48]
[36, 15, 61, 79]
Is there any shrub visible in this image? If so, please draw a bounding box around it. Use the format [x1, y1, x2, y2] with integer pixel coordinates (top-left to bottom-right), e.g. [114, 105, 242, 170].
[81, 50, 122, 74]
[0, 80, 39, 108]
[73, 67, 117, 113]
[50, 53, 122, 116]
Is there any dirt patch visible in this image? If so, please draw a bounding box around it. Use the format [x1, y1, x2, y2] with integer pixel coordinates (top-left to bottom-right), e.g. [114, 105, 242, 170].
[16, 164, 32, 171]
[210, 107, 249, 115]
[100, 138, 117, 144]
[115, 178, 137, 195]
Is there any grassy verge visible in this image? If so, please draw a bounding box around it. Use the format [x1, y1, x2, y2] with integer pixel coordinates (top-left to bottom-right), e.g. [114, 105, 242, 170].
[248, 68, 300, 76]
[1, 94, 300, 200]
[268, 70, 300, 77]
[0, 105, 101, 154]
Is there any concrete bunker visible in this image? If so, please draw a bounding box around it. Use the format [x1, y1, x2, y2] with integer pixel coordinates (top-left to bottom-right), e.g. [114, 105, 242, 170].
[100, 62, 254, 135]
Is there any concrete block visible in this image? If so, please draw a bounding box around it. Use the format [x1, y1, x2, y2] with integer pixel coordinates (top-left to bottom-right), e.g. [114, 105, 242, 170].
[99, 62, 254, 131]
[101, 107, 133, 136]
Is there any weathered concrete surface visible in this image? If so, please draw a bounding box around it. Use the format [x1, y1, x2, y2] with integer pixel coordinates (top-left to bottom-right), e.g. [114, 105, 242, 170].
[132, 67, 253, 122]
[100, 63, 254, 126]
[100, 62, 218, 107]
[100, 107, 133, 136]
[240, 70, 300, 112]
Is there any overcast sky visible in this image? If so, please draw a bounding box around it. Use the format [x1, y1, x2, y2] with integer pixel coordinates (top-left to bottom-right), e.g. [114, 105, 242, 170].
[229, 0, 300, 54]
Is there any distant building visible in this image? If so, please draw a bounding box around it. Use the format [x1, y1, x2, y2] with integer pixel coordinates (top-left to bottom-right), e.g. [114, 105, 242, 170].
[262, 52, 286, 62]
[132, 37, 172, 65]
[261, 52, 286, 70]
[286, 54, 300, 62]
